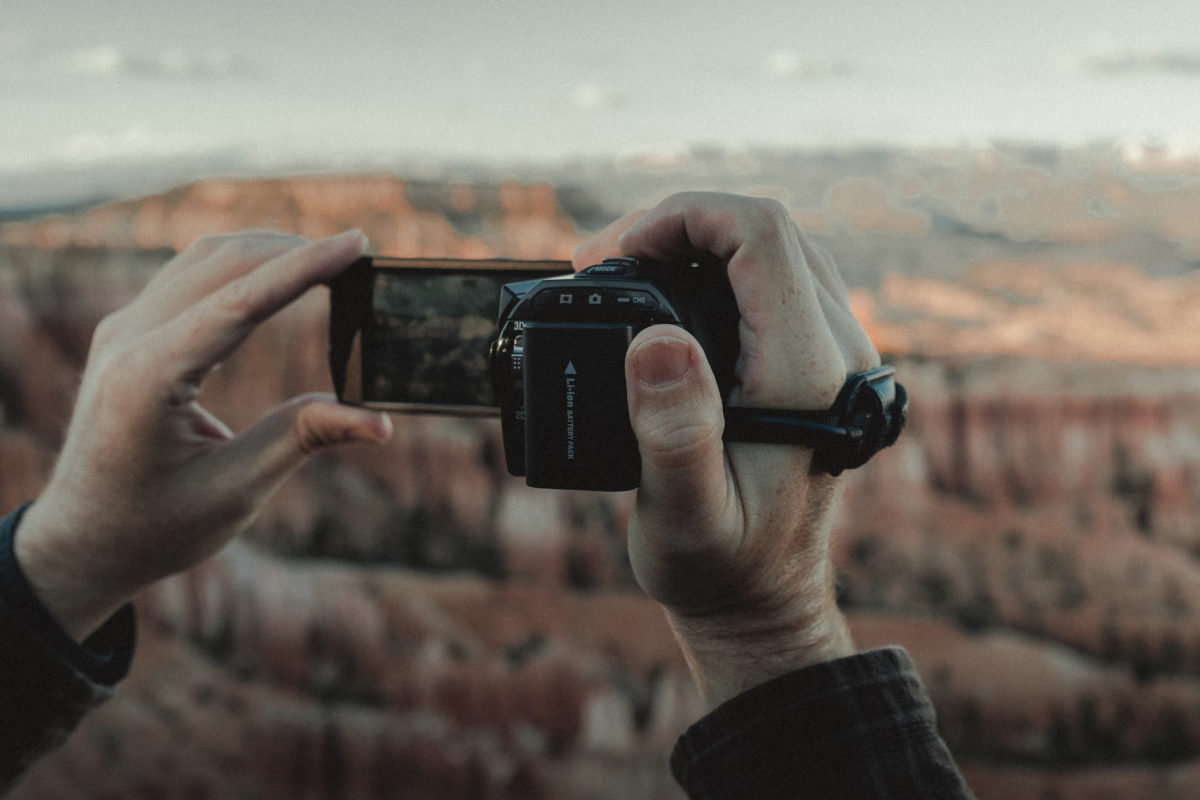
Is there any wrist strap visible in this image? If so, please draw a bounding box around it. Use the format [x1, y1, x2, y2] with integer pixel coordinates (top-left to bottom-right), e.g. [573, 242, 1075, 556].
[722, 365, 908, 476]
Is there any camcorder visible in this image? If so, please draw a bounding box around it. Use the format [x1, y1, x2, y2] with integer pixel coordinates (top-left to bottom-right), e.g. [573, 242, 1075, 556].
[329, 255, 907, 491]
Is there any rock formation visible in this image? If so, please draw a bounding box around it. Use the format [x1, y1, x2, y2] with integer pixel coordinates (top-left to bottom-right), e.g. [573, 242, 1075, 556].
[2, 160, 1200, 799]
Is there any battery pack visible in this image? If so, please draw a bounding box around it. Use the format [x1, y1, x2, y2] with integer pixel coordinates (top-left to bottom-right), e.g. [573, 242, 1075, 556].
[522, 323, 639, 490]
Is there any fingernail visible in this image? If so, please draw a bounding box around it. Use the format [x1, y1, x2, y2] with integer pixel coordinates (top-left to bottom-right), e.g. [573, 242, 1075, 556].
[632, 336, 694, 389]
[371, 412, 394, 444]
[336, 228, 368, 249]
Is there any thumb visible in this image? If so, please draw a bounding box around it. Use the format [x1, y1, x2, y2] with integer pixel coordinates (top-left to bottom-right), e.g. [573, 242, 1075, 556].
[626, 327, 728, 531]
[224, 393, 393, 494]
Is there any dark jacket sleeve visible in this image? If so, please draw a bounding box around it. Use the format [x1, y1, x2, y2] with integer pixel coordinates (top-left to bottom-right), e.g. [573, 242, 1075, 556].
[0, 504, 136, 793]
[671, 647, 975, 800]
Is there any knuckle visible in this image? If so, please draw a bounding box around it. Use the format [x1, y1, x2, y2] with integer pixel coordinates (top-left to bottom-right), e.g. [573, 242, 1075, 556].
[751, 197, 792, 234]
[289, 396, 344, 457]
[211, 276, 264, 326]
[216, 280, 253, 319]
[658, 190, 702, 207]
[89, 308, 125, 351]
[220, 229, 303, 253]
[208, 235, 253, 262]
[639, 413, 723, 471]
[183, 233, 228, 259]
[658, 191, 720, 220]
[187, 231, 304, 263]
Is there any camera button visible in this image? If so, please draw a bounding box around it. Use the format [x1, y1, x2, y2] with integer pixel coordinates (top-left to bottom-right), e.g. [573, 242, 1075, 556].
[612, 290, 659, 311]
[581, 258, 639, 277]
[533, 287, 582, 309]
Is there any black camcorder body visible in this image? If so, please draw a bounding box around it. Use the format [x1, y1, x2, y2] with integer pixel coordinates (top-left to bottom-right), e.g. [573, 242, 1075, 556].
[488, 256, 739, 491]
[329, 255, 906, 492]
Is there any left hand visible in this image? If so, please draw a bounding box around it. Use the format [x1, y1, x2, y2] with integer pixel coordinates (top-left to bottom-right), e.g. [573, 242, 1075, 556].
[15, 230, 393, 641]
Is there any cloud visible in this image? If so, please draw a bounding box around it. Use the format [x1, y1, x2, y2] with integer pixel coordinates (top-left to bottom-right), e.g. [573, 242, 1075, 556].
[762, 50, 853, 80]
[0, 31, 32, 58]
[64, 45, 253, 79]
[52, 125, 231, 164]
[568, 82, 624, 112]
[1075, 47, 1200, 77]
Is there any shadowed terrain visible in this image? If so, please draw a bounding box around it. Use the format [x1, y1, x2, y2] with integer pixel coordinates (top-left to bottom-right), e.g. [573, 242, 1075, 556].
[2, 147, 1199, 798]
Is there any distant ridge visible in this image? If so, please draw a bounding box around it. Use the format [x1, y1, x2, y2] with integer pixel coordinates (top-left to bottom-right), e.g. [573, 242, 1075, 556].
[4, 162, 1200, 367]
[0, 197, 112, 225]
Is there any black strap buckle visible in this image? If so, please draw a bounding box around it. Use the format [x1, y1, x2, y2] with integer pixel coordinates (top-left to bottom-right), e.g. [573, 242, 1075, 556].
[721, 365, 908, 476]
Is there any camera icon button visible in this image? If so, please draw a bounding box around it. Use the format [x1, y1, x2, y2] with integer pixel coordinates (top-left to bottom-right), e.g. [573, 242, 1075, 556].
[532, 287, 581, 310]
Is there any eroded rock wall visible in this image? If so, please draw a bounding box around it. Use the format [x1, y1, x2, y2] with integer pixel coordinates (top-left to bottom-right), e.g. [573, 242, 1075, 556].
[3, 173, 1200, 799]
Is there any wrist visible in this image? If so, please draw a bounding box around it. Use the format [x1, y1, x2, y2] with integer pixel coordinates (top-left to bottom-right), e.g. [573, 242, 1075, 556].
[13, 502, 125, 642]
[664, 574, 856, 709]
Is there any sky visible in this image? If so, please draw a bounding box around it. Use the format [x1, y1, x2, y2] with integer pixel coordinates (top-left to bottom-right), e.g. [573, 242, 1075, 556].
[4, 0, 1200, 202]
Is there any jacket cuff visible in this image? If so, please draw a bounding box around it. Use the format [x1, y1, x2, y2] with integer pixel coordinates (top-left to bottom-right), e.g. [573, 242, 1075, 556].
[670, 647, 973, 799]
[0, 502, 136, 686]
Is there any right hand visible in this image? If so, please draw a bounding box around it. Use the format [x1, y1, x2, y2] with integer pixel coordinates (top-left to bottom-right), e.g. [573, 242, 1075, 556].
[575, 193, 880, 707]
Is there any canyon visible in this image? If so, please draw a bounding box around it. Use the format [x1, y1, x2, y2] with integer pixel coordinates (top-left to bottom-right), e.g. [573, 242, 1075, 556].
[2, 150, 1200, 799]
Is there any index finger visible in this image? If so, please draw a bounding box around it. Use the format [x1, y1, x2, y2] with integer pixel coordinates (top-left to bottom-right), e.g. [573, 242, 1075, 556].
[572, 209, 647, 271]
[148, 229, 367, 391]
[106, 232, 310, 349]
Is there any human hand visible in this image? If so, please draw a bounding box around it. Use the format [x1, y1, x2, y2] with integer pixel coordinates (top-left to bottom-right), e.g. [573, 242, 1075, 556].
[574, 193, 880, 707]
[15, 230, 393, 641]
